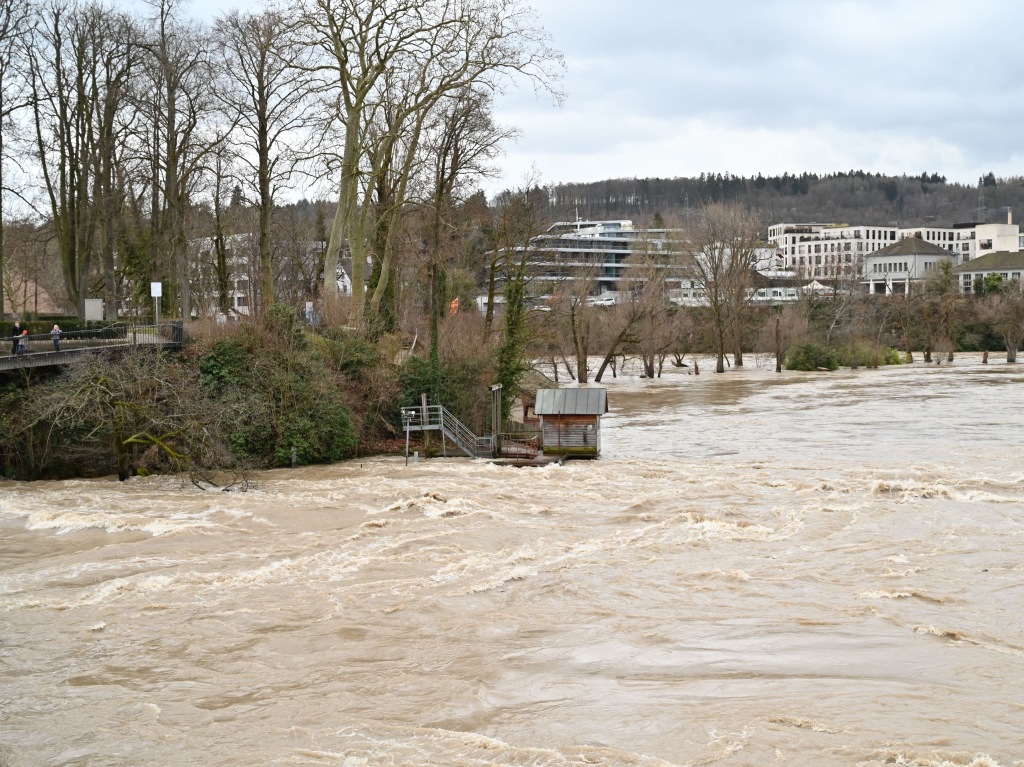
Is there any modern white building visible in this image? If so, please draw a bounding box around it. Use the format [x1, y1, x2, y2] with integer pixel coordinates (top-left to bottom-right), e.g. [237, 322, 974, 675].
[768, 213, 1024, 280]
[480, 219, 821, 311]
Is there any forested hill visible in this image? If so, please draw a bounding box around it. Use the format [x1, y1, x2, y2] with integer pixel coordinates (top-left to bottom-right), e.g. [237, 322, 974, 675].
[540, 171, 1024, 227]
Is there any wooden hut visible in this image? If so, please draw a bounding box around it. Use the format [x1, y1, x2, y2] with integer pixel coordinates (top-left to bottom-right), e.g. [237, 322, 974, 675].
[535, 387, 607, 458]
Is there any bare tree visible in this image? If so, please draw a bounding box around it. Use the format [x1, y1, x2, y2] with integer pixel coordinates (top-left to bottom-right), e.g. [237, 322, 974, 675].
[549, 262, 600, 383]
[490, 179, 548, 418]
[590, 242, 667, 383]
[93, 8, 140, 321]
[138, 0, 221, 320]
[0, 0, 32, 320]
[302, 0, 561, 323]
[214, 6, 312, 312]
[29, 1, 137, 317]
[421, 87, 511, 354]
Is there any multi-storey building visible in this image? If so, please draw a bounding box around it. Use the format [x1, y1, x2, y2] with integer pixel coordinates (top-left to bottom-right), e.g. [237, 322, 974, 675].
[768, 213, 1024, 283]
[521, 220, 676, 298]
[953, 252, 1024, 295]
[479, 218, 818, 312]
[504, 220, 785, 306]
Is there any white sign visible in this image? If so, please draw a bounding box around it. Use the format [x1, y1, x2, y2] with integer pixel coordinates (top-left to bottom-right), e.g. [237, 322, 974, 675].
[83, 299, 104, 321]
[151, 282, 162, 298]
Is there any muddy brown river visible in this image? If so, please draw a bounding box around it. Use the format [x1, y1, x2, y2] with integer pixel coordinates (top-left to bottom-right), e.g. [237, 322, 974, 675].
[2, 354, 1023, 766]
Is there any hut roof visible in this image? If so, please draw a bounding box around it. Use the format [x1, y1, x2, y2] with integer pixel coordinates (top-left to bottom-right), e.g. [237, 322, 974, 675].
[535, 387, 607, 415]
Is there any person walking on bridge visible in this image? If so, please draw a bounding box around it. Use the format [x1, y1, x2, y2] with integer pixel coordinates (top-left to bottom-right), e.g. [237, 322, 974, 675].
[16, 329, 27, 355]
[51, 324, 61, 351]
[10, 321, 21, 354]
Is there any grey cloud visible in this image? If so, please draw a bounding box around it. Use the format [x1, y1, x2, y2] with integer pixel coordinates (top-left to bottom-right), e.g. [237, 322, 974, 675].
[495, 0, 1024, 184]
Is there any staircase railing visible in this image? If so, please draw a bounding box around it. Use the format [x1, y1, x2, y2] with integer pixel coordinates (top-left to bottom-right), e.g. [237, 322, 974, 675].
[401, 404, 493, 458]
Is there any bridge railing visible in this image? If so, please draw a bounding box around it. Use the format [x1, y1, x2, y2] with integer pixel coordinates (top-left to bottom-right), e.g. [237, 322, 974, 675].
[4, 323, 185, 358]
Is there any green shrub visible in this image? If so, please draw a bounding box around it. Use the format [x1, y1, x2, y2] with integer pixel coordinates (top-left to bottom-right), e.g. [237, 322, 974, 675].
[199, 338, 250, 389]
[318, 328, 380, 377]
[785, 343, 839, 371]
[261, 303, 306, 350]
[883, 347, 903, 366]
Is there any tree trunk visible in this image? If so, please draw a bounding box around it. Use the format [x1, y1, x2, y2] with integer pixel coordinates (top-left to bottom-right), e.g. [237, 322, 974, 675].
[258, 126, 273, 311]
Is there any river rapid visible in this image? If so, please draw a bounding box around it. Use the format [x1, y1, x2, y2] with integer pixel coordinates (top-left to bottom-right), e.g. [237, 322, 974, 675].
[2, 353, 1023, 767]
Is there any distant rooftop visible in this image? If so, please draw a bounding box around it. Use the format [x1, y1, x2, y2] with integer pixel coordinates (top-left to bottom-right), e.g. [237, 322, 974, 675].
[952, 252, 1024, 272]
[871, 236, 952, 258]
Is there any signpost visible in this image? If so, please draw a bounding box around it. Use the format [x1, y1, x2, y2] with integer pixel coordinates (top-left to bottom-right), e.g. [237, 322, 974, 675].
[151, 282, 162, 328]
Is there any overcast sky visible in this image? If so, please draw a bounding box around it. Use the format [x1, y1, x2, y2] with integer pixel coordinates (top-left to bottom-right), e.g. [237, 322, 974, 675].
[174, 0, 1024, 194]
[487, 0, 1024, 192]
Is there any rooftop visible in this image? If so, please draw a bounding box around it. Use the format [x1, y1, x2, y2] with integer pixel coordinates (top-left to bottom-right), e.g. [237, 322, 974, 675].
[869, 236, 953, 259]
[535, 387, 608, 416]
[952, 252, 1024, 272]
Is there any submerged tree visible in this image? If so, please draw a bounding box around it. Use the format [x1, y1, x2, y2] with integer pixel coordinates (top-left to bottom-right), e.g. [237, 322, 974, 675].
[977, 281, 1024, 363]
[681, 203, 763, 373]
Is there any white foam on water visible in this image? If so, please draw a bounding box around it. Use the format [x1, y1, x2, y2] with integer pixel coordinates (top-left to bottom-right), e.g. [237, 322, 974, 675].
[858, 749, 1009, 767]
[23, 508, 223, 536]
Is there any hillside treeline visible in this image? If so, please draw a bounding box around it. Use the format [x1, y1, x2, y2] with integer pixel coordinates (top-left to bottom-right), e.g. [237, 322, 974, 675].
[545, 171, 1024, 228]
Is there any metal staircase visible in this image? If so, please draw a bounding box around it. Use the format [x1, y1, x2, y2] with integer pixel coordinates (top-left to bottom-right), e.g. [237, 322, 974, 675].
[401, 405, 494, 458]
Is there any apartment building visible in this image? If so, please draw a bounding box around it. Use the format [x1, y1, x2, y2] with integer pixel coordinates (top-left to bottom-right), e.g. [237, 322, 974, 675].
[524, 220, 656, 298]
[768, 213, 1024, 282]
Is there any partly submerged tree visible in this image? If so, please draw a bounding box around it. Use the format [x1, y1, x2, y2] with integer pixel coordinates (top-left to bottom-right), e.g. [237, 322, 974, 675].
[681, 202, 763, 373]
[977, 281, 1024, 363]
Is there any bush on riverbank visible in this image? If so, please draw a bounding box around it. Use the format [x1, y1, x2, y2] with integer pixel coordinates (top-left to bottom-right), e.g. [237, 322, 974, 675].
[835, 343, 903, 368]
[0, 304, 505, 480]
[784, 343, 840, 371]
[0, 307, 365, 480]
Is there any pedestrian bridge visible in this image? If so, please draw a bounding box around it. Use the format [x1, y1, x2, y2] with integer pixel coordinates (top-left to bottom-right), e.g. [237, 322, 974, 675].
[0, 323, 185, 372]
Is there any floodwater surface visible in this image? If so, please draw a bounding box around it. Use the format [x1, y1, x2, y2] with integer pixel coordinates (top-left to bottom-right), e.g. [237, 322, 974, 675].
[2, 354, 1023, 766]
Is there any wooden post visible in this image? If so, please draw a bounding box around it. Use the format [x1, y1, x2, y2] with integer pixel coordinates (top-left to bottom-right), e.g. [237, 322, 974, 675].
[489, 384, 502, 458]
[421, 393, 430, 456]
[775, 317, 782, 373]
[404, 409, 411, 466]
